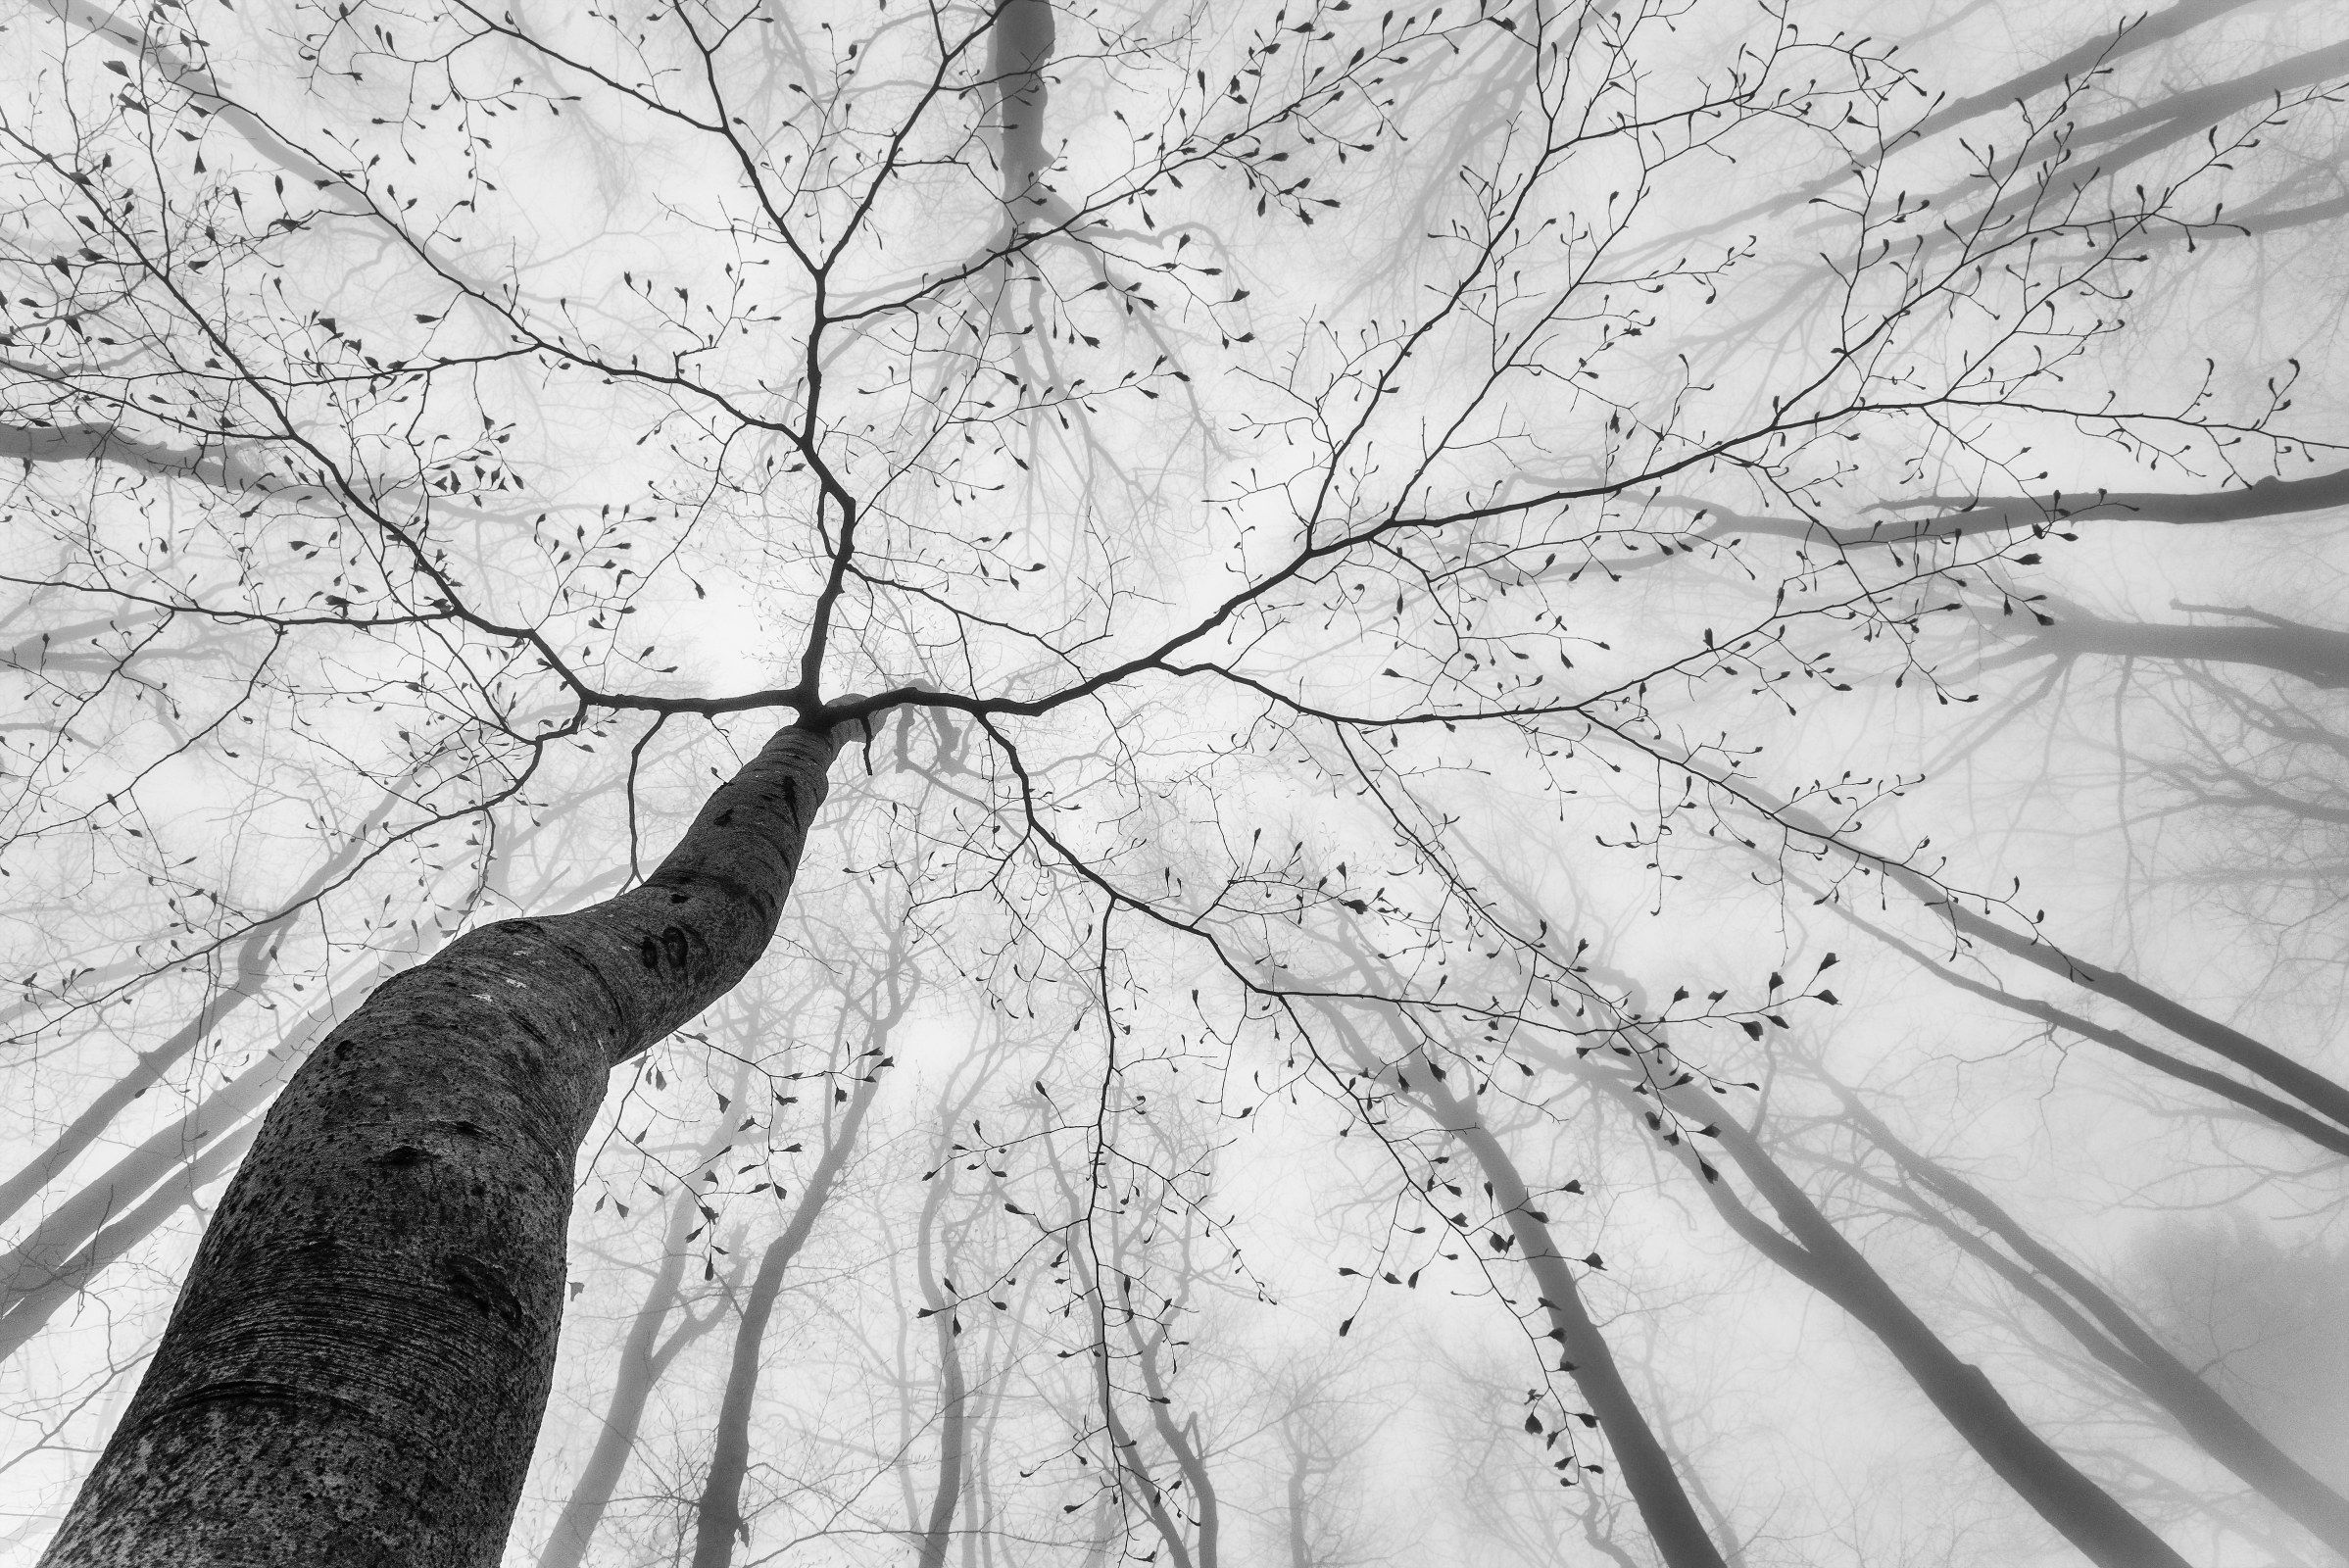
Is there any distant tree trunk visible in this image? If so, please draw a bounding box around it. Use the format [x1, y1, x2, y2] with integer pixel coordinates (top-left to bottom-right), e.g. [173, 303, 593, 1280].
[0, 785, 403, 1232]
[1064, 1239, 1199, 1568]
[1823, 1086, 2349, 1555]
[1132, 1320, 1220, 1568]
[914, 1160, 971, 1568]
[1283, 1444, 1312, 1568]
[1804, 895, 2349, 1158]
[1553, 1042, 2195, 1568]
[0, 1115, 258, 1360]
[0, 976, 356, 1342]
[1399, 1050, 1731, 1568]
[536, 1062, 753, 1568]
[989, 0, 1057, 207]
[1689, 739, 2349, 1137]
[37, 721, 844, 1568]
[688, 1034, 889, 1568]
[1990, 603, 2349, 689]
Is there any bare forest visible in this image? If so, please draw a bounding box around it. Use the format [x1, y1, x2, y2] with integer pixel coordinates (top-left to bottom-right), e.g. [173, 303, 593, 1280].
[3, 0, 2348, 1562]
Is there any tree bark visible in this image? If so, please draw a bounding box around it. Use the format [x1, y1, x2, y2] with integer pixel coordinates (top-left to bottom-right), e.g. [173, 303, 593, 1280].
[37, 720, 844, 1568]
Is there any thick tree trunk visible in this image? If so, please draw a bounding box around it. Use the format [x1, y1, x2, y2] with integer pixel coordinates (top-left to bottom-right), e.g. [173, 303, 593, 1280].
[688, 1050, 884, 1568]
[990, 0, 1056, 206]
[37, 721, 843, 1568]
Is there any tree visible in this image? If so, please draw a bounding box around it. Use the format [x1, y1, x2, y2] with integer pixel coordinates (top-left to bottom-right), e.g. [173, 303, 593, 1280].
[7, 0, 2349, 1565]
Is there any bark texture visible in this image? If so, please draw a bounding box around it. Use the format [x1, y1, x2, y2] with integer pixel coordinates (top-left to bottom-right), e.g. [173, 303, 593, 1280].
[37, 722, 843, 1568]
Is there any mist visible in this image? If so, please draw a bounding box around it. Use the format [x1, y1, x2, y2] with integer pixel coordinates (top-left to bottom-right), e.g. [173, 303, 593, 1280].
[2, 1, 2346, 1564]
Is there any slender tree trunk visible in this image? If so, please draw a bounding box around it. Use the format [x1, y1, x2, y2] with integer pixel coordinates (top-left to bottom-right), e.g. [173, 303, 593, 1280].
[1929, 902, 2349, 1134]
[1307, 983, 1731, 1568]
[0, 977, 353, 1332]
[1555, 1043, 2195, 1568]
[1805, 893, 2349, 1158]
[1402, 1054, 1731, 1568]
[536, 1063, 752, 1568]
[0, 787, 401, 1231]
[0, 1114, 259, 1359]
[1827, 1088, 2349, 1554]
[1133, 1322, 1220, 1568]
[37, 721, 844, 1568]
[914, 1168, 971, 1568]
[688, 1045, 887, 1568]
[1283, 1445, 1312, 1568]
[1690, 741, 2349, 1135]
[1065, 1241, 1198, 1568]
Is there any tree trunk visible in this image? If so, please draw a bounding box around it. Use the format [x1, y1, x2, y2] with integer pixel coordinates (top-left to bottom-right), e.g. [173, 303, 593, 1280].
[1133, 1321, 1220, 1568]
[1827, 1088, 2349, 1555]
[37, 721, 844, 1568]
[688, 1045, 886, 1568]
[914, 1162, 971, 1568]
[1687, 738, 2349, 1136]
[1406, 1058, 1731, 1568]
[0, 1115, 259, 1361]
[536, 1064, 751, 1568]
[1558, 1043, 2196, 1568]
[0, 784, 401, 1232]
[1283, 1444, 1312, 1568]
[1803, 894, 2349, 1158]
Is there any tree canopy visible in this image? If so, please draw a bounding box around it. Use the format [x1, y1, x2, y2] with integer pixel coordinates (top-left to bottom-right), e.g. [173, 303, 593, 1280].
[5, 0, 2349, 1563]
